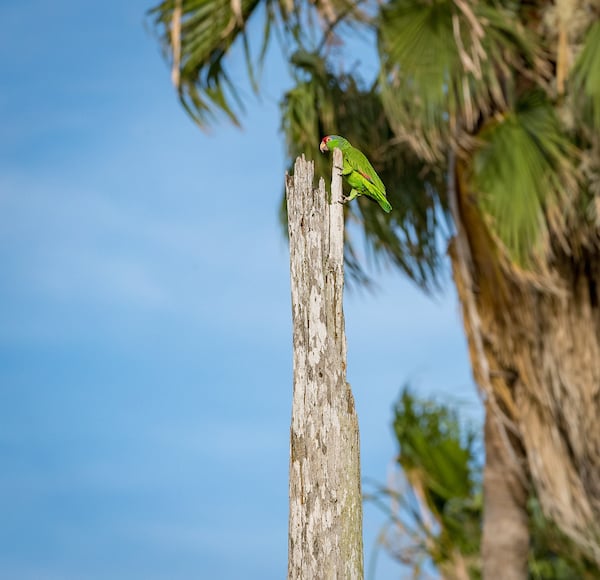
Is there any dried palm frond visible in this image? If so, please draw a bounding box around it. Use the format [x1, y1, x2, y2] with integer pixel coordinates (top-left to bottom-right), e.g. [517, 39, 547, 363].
[377, 0, 543, 161]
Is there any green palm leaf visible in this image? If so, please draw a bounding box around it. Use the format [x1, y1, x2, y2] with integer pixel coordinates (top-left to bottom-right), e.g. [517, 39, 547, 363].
[572, 21, 600, 133]
[393, 389, 475, 504]
[149, 0, 269, 126]
[391, 387, 481, 564]
[471, 92, 576, 266]
[373, 390, 600, 577]
[149, 0, 367, 128]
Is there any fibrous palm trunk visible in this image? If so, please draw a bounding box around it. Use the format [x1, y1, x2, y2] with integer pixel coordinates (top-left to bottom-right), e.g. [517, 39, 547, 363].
[451, 156, 600, 570]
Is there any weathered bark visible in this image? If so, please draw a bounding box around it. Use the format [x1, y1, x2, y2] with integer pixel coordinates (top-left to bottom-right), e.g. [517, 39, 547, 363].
[286, 151, 364, 580]
[494, 254, 600, 563]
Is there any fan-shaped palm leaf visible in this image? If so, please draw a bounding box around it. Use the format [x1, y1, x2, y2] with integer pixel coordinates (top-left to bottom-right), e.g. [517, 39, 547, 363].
[470, 92, 576, 266]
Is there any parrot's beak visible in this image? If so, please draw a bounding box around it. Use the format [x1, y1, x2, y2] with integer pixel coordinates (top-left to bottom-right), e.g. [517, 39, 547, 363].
[319, 141, 327, 153]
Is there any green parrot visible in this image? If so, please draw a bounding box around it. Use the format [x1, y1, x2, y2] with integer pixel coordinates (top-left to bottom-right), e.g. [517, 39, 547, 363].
[319, 135, 392, 213]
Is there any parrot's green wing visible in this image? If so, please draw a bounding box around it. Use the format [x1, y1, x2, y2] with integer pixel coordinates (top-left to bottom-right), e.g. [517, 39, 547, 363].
[344, 146, 392, 213]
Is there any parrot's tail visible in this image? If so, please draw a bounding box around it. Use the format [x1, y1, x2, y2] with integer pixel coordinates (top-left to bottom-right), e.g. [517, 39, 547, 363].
[364, 180, 392, 213]
[378, 197, 392, 213]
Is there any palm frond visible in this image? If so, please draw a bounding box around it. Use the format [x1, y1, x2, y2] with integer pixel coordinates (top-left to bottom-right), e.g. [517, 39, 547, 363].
[378, 0, 542, 161]
[393, 388, 476, 504]
[149, 0, 369, 128]
[280, 51, 447, 290]
[372, 389, 600, 577]
[391, 387, 481, 565]
[572, 20, 600, 133]
[149, 0, 269, 126]
[470, 92, 576, 266]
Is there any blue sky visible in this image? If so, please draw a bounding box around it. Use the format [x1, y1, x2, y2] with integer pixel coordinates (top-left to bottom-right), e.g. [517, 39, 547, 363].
[0, 1, 479, 578]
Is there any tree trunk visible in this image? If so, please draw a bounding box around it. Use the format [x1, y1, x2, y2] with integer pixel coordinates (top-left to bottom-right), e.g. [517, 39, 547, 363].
[448, 152, 530, 579]
[451, 153, 600, 568]
[286, 152, 364, 580]
[481, 409, 529, 580]
[484, 252, 600, 563]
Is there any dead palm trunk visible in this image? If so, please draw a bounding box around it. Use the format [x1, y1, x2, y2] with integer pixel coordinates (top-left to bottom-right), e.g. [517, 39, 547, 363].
[285, 152, 364, 579]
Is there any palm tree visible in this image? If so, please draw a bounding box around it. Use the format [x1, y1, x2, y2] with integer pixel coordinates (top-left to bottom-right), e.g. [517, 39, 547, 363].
[367, 387, 482, 579]
[367, 387, 600, 579]
[149, 0, 600, 576]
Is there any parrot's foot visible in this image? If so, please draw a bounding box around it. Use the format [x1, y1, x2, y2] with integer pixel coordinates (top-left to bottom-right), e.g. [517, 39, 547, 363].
[339, 190, 358, 205]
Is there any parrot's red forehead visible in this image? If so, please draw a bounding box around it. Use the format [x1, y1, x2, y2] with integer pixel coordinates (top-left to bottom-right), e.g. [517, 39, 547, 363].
[319, 136, 332, 153]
